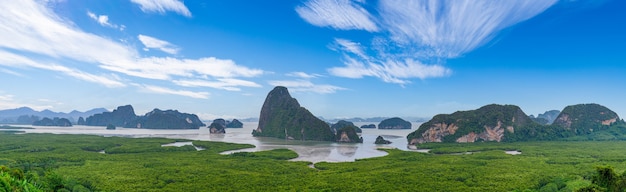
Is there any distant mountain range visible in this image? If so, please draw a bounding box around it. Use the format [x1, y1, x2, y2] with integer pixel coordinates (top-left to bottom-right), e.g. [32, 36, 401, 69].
[320, 116, 429, 123]
[0, 107, 109, 124]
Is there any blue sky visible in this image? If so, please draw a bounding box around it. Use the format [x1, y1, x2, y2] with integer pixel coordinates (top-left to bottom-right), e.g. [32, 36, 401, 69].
[0, 0, 624, 120]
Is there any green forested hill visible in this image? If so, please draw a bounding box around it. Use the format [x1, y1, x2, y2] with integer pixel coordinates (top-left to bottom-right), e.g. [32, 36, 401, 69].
[407, 104, 535, 143]
[408, 103, 625, 143]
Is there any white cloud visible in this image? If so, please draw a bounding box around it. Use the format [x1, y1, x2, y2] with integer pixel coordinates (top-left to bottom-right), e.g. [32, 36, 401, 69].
[0, 94, 52, 111]
[0, 68, 23, 77]
[100, 57, 264, 81]
[196, 113, 239, 121]
[286, 72, 322, 79]
[332, 38, 367, 59]
[296, 0, 378, 32]
[138, 34, 179, 54]
[0, 51, 126, 88]
[299, 0, 557, 84]
[328, 57, 452, 84]
[87, 11, 122, 30]
[0, 1, 264, 97]
[131, 0, 192, 17]
[379, 0, 557, 58]
[136, 84, 209, 99]
[268, 80, 346, 94]
[0, 1, 137, 64]
[173, 78, 262, 91]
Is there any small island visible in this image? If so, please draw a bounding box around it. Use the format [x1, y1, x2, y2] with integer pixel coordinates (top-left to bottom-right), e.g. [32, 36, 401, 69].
[253, 86, 361, 143]
[85, 105, 205, 129]
[208, 119, 226, 134]
[374, 136, 392, 144]
[225, 119, 244, 128]
[378, 117, 411, 129]
[32, 117, 72, 127]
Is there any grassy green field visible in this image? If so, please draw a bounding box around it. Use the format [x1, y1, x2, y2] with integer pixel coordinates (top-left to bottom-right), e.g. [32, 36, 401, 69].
[1, 132, 625, 191]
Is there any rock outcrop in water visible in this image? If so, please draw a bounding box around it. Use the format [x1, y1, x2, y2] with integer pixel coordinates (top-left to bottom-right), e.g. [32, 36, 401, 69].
[125, 109, 205, 129]
[378, 117, 411, 129]
[32, 117, 72, 127]
[360, 124, 376, 129]
[335, 126, 362, 143]
[77, 117, 85, 125]
[86, 105, 137, 127]
[226, 119, 243, 128]
[209, 119, 226, 133]
[252, 86, 337, 142]
[331, 120, 362, 133]
[407, 104, 534, 144]
[86, 105, 204, 129]
[374, 136, 392, 144]
[553, 103, 620, 134]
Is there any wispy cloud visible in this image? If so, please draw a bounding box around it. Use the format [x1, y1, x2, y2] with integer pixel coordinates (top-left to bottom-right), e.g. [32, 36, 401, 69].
[268, 80, 346, 94]
[298, 0, 557, 84]
[331, 38, 368, 59]
[130, 0, 192, 17]
[0, 93, 52, 111]
[380, 0, 557, 58]
[286, 72, 322, 79]
[0, 68, 23, 77]
[0, 1, 264, 97]
[138, 34, 179, 54]
[328, 56, 451, 84]
[173, 78, 262, 91]
[0, 51, 126, 88]
[87, 11, 124, 30]
[136, 84, 209, 99]
[296, 0, 378, 32]
[100, 57, 264, 81]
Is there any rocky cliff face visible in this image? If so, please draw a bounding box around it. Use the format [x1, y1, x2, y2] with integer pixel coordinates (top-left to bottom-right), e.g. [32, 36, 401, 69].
[86, 105, 137, 127]
[553, 103, 620, 134]
[253, 86, 335, 141]
[335, 126, 363, 143]
[407, 104, 533, 144]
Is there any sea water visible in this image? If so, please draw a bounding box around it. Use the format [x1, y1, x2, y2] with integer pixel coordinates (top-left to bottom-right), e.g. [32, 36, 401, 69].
[17, 122, 421, 163]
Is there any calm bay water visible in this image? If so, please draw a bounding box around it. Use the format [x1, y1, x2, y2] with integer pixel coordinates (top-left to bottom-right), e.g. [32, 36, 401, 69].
[16, 122, 422, 163]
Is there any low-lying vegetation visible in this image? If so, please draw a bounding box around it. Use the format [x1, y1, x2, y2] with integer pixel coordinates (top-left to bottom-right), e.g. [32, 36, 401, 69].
[2, 132, 626, 191]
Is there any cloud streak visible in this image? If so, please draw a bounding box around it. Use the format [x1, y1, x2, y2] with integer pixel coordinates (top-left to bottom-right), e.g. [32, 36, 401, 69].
[296, 0, 378, 32]
[286, 72, 322, 79]
[298, 0, 557, 84]
[380, 0, 557, 58]
[0, 51, 126, 88]
[268, 79, 346, 94]
[87, 11, 124, 30]
[173, 78, 262, 91]
[138, 34, 179, 54]
[0, 1, 264, 96]
[136, 84, 209, 99]
[131, 0, 192, 17]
